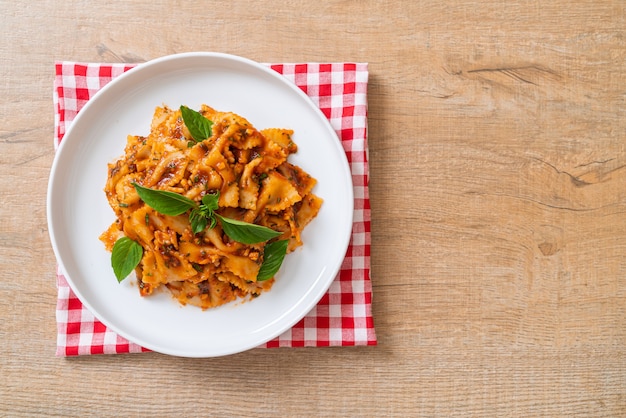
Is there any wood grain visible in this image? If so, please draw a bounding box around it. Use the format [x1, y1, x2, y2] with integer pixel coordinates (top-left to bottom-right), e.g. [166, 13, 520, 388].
[1, 0, 624, 416]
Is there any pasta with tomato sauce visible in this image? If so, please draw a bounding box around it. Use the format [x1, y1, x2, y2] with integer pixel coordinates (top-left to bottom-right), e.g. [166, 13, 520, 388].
[100, 104, 322, 309]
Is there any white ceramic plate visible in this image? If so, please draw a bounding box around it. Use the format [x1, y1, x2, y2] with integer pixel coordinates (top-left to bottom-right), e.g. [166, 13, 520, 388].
[47, 52, 353, 357]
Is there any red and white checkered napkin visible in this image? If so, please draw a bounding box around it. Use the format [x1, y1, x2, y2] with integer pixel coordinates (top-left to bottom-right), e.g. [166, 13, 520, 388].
[53, 61, 376, 356]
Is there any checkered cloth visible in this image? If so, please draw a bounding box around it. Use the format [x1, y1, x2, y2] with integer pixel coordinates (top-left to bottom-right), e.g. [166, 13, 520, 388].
[53, 60, 376, 356]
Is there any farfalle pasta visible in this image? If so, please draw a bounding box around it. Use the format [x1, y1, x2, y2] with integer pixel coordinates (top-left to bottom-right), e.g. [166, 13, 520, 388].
[100, 104, 322, 309]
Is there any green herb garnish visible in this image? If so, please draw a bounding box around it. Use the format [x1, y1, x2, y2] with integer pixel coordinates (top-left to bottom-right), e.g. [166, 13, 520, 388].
[189, 193, 219, 234]
[180, 105, 213, 142]
[133, 183, 196, 215]
[111, 237, 143, 283]
[133, 184, 278, 244]
[217, 215, 282, 244]
[257, 239, 289, 281]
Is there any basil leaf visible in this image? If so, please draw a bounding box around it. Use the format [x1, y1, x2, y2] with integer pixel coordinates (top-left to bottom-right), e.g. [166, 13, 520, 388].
[217, 215, 282, 244]
[201, 192, 219, 212]
[133, 183, 197, 216]
[189, 208, 208, 234]
[188, 192, 220, 234]
[111, 237, 143, 283]
[180, 105, 213, 142]
[257, 239, 289, 281]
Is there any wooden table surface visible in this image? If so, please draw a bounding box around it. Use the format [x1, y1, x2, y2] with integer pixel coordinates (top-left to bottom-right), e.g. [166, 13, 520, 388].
[2, 1, 624, 416]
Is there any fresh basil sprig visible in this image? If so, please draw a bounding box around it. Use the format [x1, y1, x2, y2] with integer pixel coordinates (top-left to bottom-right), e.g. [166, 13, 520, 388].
[180, 105, 213, 142]
[189, 193, 219, 234]
[217, 215, 282, 244]
[257, 239, 289, 281]
[133, 183, 196, 215]
[111, 237, 143, 283]
[132, 183, 280, 244]
[111, 184, 288, 283]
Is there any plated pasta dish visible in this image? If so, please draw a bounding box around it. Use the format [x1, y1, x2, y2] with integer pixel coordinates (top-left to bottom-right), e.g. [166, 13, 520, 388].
[100, 104, 322, 310]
